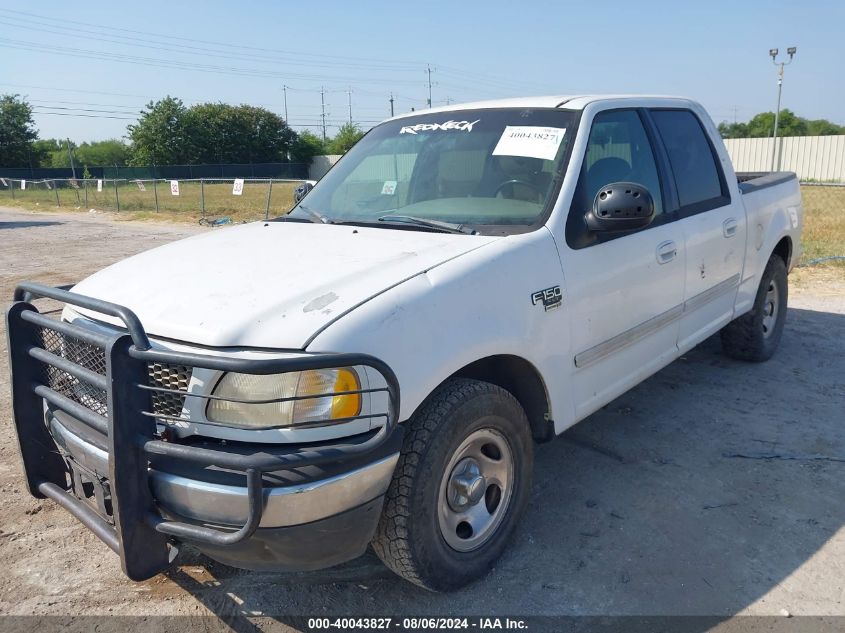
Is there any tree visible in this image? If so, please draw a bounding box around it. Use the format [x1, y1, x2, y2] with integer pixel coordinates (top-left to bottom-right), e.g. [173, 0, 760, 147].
[290, 130, 327, 165]
[326, 123, 365, 154]
[718, 109, 845, 139]
[0, 94, 39, 167]
[127, 98, 295, 165]
[76, 139, 129, 166]
[127, 96, 189, 165]
[46, 139, 129, 168]
[31, 138, 63, 167]
[717, 121, 749, 139]
[806, 119, 845, 136]
[181, 103, 295, 164]
[746, 110, 807, 138]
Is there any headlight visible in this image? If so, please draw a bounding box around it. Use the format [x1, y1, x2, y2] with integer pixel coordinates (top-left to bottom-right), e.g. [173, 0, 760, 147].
[206, 368, 362, 429]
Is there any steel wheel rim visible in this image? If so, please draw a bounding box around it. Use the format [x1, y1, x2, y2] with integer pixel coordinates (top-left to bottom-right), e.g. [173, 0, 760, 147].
[762, 280, 779, 338]
[437, 427, 515, 552]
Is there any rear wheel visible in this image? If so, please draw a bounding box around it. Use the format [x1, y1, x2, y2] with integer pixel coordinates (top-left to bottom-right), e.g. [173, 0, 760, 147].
[372, 378, 533, 591]
[720, 255, 788, 362]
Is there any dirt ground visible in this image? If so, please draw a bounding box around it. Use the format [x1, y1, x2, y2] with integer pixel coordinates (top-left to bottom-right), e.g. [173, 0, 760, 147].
[0, 207, 843, 622]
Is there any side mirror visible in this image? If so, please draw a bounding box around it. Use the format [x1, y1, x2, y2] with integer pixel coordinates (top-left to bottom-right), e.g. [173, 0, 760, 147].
[585, 182, 655, 232]
[293, 181, 315, 203]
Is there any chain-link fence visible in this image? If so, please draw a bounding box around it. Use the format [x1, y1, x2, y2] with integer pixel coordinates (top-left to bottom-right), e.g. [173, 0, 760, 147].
[0, 177, 305, 222]
[799, 183, 845, 266]
[0, 162, 309, 181]
[0, 179, 842, 264]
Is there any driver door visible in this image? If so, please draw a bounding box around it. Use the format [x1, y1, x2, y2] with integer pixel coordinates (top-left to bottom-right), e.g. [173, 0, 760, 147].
[557, 108, 686, 420]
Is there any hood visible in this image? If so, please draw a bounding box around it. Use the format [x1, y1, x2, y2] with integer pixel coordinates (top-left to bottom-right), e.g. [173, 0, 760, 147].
[70, 221, 497, 349]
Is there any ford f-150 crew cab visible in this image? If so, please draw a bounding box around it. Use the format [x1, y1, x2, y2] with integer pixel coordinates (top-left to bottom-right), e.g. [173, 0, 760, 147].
[6, 95, 802, 591]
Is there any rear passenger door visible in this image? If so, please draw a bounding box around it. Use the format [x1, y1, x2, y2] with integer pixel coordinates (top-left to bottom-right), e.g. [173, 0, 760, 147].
[648, 109, 747, 351]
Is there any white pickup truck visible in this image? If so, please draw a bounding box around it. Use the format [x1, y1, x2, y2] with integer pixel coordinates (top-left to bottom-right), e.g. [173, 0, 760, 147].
[7, 95, 802, 591]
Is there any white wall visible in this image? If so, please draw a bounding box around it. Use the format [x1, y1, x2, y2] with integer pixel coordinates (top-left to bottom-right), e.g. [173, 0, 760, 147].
[312, 136, 845, 184]
[723, 135, 845, 182]
[309, 155, 341, 181]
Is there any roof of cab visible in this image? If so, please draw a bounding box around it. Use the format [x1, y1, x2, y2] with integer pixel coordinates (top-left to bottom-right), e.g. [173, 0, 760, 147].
[386, 94, 694, 121]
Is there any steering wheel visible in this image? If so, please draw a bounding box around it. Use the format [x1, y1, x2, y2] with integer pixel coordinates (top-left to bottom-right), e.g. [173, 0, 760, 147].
[493, 179, 544, 199]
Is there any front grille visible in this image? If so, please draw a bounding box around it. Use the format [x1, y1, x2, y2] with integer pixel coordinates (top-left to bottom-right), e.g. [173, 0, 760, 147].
[40, 328, 109, 416]
[38, 326, 192, 421]
[147, 362, 191, 418]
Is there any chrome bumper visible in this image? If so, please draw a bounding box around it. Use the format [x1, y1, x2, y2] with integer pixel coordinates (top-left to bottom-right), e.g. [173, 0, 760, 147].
[48, 412, 399, 529]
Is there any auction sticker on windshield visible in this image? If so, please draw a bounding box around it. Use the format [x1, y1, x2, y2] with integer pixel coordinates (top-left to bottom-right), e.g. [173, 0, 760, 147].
[493, 126, 566, 161]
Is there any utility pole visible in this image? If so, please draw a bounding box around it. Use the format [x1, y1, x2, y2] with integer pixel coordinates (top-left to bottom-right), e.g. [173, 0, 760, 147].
[389, 93, 395, 117]
[445, 96, 453, 106]
[282, 85, 288, 123]
[66, 138, 76, 180]
[346, 86, 353, 123]
[320, 86, 327, 142]
[426, 64, 434, 108]
[768, 47, 797, 171]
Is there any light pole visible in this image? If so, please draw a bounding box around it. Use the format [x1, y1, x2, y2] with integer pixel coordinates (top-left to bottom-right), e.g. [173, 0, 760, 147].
[769, 46, 797, 171]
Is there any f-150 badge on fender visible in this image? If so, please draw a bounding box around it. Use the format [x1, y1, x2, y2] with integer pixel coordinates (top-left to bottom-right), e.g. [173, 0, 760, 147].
[531, 286, 562, 311]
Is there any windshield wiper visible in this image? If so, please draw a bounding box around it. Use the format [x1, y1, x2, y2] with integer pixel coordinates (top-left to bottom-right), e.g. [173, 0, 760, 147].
[295, 205, 334, 224]
[377, 215, 475, 235]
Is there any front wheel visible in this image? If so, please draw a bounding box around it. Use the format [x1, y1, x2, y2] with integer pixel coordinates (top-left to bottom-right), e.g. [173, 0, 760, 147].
[720, 255, 788, 362]
[372, 378, 533, 591]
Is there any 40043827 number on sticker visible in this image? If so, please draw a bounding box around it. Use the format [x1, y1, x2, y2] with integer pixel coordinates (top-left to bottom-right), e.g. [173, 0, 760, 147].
[493, 126, 567, 161]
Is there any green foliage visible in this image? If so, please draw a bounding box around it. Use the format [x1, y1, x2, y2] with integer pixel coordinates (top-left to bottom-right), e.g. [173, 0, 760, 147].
[717, 121, 749, 139]
[127, 97, 295, 165]
[76, 139, 129, 166]
[326, 122, 365, 154]
[290, 130, 327, 164]
[0, 94, 40, 167]
[127, 96, 190, 165]
[31, 138, 63, 167]
[181, 103, 295, 163]
[46, 138, 129, 168]
[806, 119, 845, 136]
[718, 109, 845, 138]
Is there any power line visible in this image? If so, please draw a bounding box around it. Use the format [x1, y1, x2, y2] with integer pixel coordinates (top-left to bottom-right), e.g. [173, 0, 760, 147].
[0, 10, 425, 70]
[0, 37, 425, 86]
[0, 16, 421, 75]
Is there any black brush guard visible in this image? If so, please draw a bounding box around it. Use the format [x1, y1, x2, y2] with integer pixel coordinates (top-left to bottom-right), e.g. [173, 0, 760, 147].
[6, 282, 400, 581]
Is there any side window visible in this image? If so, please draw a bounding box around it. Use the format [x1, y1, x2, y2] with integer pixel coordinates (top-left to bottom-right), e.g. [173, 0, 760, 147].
[650, 110, 727, 212]
[567, 109, 664, 248]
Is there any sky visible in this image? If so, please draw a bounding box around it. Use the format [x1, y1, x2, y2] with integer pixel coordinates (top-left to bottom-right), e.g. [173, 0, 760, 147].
[2, 0, 843, 143]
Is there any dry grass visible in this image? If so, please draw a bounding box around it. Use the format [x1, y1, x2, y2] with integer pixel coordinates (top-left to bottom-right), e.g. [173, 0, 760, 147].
[1, 180, 300, 223]
[2, 183, 843, 269]
[799, 185, 845, 269]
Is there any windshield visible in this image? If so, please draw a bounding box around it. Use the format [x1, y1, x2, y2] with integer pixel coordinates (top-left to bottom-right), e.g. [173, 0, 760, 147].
[289, 108, 578, 234]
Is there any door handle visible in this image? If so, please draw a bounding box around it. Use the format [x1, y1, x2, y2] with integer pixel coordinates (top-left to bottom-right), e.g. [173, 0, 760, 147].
[656, 240, 677, 264]
[723, 218, 738, 238]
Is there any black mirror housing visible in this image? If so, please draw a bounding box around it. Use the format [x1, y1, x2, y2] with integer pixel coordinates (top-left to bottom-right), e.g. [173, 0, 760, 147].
[585, 182, 655, 232]
[293, 181, 314, 204]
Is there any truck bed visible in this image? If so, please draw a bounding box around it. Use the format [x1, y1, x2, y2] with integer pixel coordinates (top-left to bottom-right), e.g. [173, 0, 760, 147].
[736, 171, 798, 193]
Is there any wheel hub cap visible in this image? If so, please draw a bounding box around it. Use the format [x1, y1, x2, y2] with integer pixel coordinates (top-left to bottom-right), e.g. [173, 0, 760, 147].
[437, 427, 515, 552]
[762, 280, 779, 338]
[448, 459, 486, 510]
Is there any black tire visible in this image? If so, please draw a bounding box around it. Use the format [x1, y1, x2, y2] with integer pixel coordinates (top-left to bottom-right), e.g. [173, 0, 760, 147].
[372, 378, 533, 591]
[720, 255, 788, 362]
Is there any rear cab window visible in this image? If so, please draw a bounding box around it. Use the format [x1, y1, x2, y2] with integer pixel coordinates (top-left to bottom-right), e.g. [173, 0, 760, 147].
[649, 109, 730, 216]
